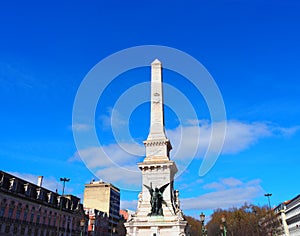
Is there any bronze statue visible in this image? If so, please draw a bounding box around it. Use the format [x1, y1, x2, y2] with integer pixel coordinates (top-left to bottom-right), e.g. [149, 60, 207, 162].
[144, 182, 169, 216]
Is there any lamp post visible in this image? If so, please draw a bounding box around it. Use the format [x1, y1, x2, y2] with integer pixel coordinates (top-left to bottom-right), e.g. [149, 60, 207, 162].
[220, 224, 224, 236]
[200, 212, 207, 236]
[56, 177, 70, 236]
[264, 193, 274, 236]
[264, 193, 272, 210]
[110, 226, 116, 236]
[90, 218, 95, 236]
[80, 219, 85, 236]
[221, 215, 227, 236]
[60, 178, 70, 196]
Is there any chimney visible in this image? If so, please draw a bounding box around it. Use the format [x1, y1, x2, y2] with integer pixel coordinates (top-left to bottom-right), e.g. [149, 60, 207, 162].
[37, 176, 43, 187]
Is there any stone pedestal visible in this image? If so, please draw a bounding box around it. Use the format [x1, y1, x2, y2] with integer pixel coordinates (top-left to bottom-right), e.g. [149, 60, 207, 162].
[124, 144, 187, 236]
[124, 160, 187, 235]
[125, 219, 187, 236]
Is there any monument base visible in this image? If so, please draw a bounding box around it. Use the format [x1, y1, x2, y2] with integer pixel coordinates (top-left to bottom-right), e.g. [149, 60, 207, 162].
[124, 160, 188, 235]
[124, 217, 188, 236]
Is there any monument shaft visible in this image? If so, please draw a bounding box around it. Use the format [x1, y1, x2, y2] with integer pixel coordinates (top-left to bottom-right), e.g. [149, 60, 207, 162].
[144, 60, 172, 162]
[148, 59, 166, 140]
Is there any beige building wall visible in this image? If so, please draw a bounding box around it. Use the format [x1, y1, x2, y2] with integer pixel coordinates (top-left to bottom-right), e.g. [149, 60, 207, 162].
[83, 181, 110, 215]
[83, 180, 120, 217]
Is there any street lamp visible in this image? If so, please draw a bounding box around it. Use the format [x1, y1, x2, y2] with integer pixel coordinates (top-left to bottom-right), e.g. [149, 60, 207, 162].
[110, 226, 116, 236]
[90, 218, 95, 235]
[56, 177, 70, 236]
[220, 224, 224, 236]
[221, 215, 227, 236]
[200, 212, 206, 236]
[60, 178, 70, 196]
[80, 219, 85, 236]
[264, 193, 272, 210]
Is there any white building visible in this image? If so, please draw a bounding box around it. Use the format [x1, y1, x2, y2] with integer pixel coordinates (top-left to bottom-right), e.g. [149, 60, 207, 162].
[275, 194, 300, 236]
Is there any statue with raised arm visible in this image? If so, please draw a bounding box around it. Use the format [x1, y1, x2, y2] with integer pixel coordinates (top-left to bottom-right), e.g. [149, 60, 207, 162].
[144, 182, 169, 216]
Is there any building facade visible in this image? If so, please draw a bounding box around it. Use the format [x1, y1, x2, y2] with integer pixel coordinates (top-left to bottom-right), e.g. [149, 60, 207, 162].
[276, 195, 300, 236]
[84, 208, 109, 236]
[274, 195, 300, 236]
[285, 195, 300, 235]
[120, 209, 135, 221]
[0, 170, 86, 236]
[83, 180, 120, 235]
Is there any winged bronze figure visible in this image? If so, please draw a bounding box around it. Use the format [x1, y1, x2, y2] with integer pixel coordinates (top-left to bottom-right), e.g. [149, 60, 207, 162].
[144, 182, 170, 216]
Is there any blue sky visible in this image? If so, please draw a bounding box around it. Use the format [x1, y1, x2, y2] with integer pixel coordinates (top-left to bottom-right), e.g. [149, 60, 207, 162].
[1, 0, 300, 219]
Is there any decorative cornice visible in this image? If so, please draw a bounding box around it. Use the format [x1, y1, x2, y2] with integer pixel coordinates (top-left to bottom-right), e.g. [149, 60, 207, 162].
[143, 139, 171, 147]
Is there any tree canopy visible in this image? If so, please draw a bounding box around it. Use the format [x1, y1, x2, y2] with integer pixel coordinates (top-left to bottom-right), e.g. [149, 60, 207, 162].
[206, 203, 281, 236]
[184, 203, 282, 236]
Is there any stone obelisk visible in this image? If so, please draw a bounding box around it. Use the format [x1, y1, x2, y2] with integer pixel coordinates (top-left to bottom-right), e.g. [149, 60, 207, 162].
[144, 59, 172, 162]
[125, 59, 187, 236]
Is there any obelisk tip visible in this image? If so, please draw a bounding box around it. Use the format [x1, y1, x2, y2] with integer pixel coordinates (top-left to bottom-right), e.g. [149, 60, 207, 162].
[151, 59, 161, 65]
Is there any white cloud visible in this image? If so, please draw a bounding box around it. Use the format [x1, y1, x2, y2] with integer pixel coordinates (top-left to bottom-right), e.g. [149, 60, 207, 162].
[95, 165, 141, 188]
[70, 119, 300, 191]
[69, 143, 143, 190]
[222, 121, 272, 153]
[221, 177, 243, 187]
[203, 177, 244, 191]
[203, 182, 225, 191]
[99, 108, 127, 130]
[167, 120, 300, 162]
[71, 123, 91, 131]
[273, 125, 300, 137]
[121, 199, 138, 211]
[181, 178, 263, 210]
[71, 143, 143, 169]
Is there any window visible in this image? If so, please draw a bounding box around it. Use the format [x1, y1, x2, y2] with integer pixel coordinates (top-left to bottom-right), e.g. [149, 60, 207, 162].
[20, 226, 25, 235]
[0, 206, 5, 217]
[13, 225, 18, 234]
[16, 208, 21, 219]
[30, 212, 34, 222]
[0, 199, 7, 217]
[5, 225, 10, 233]
[23, 211, 28, 221]
[36, 215, 40, 224]
[8, 207, 14, 218]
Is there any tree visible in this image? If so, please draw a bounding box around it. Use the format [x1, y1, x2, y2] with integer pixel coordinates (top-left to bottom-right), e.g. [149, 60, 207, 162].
[184, 215, 203, 236]
[206, 203, 281, 236]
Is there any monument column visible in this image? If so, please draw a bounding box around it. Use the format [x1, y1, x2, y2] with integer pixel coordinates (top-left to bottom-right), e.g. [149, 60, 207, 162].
[148, 59, 166, 140]
[125, 59, 187, 236]
[144, 59, 172, 162]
